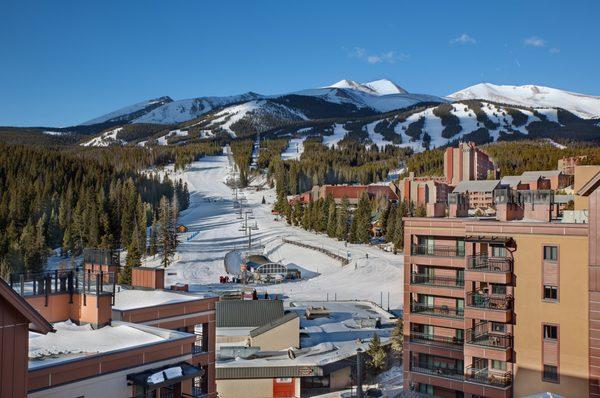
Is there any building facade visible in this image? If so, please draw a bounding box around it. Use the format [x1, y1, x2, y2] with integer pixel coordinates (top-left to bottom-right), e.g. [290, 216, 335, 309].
[444, 142, 496, 186]
[401, 168, 600, 397]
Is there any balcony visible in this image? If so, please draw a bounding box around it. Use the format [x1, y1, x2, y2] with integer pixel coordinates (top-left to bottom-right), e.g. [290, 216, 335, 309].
[410, 273, 465, 289]
[465, 293, 512, 323]
[465, 366, 512, 388]
[411, 244, 465, 258]
[466, 292, 512, 311]
[410, 361, 464, 381]
[466, 323, 512, 349]
[410, 332, 464, 350]
[467, 255, 512, 272]
[192, 344, 205, 356]
[411, 302, 464, 319]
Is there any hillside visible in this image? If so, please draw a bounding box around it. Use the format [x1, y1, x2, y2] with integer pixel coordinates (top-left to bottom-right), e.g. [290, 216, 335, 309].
[449, 83, 600, 119]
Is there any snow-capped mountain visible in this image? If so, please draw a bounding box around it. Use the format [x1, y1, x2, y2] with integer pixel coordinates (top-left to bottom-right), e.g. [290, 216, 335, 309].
[449, 83, 600, 119]
[81, 96, 172, 125]
[131, 92, 264, 124]
[79, 79, 443, 128]
[326, 79, 408, 95]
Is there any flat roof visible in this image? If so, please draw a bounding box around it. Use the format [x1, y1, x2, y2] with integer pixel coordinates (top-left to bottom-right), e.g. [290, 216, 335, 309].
[113, 287, 213, 311]
[217, 300, 395, 372]
[29, 320, 191, 369]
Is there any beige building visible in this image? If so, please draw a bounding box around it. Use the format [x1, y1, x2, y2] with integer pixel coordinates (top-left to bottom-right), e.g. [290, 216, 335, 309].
[402, 167, 600, 397]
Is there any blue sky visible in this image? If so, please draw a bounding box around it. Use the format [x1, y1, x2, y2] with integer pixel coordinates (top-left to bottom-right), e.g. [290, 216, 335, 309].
[1, 0, 599, 126]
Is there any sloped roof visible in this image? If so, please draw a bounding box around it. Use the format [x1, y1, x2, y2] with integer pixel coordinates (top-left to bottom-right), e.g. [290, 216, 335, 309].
[249, 312, 298, 338]
[0, 277, 53, 333]
[577, 170, 600, 196]
[500, 175, 522, 188]
[521, 170, 562, 179]
[453, 180, 501, 193]
[217, 300, 285, 328]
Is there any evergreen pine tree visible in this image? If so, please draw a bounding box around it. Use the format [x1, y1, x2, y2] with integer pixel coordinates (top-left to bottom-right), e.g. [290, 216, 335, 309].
[366, 333, 387, 375]
[385, 204, 397, 243]
[326, 200, 337, 238]
[336, 196, 350, 241]
[120, 227, 142, 285]
[390, 319, 404, 358]
[355, 192, 372, 244]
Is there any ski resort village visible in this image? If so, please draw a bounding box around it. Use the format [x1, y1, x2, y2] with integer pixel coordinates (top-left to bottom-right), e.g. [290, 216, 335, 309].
[2, 3, 600, 396]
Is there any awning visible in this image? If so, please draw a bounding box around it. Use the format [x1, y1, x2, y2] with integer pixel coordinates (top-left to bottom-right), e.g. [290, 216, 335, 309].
[465, 236, 514, 245]
[127, 362, 203, 390]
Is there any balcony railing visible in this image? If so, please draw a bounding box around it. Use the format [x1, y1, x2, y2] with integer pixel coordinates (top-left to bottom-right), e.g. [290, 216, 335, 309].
[192, 343, 206, 356]
[465, 366, 512, 388]
[8, 268, 116, 298]
[467, 255, 512, 273]
[410, 273, 464, 288]
[410, 332, 464, 349]
[410, 361, 464, 380]
[466, 292, 512, 310]
[410, 302, 464, 319]
[411, 244, 465, 258]
[182, 387, 209, 398]
[465, 322, 512, 349]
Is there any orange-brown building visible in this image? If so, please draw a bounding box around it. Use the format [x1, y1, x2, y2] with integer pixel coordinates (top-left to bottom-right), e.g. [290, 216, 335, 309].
[294, 183, 399, 205]
[444, 142, 497, 186]
[1, 265, 217, 398]
[402, 167, 600, 397]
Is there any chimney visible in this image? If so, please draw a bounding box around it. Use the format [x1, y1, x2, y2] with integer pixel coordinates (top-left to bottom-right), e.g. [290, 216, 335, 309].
[426, 203, 446, 217]
[494, 188, 523, 221]
[132, 267, 165, 290]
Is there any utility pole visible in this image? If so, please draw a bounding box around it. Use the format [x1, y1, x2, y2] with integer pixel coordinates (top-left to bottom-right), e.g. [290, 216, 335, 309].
[356, 348, 363, 398]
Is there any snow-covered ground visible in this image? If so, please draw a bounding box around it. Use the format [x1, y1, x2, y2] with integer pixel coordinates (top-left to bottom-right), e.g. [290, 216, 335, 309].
[281, 138, 306, 160]
[156, 153, 404, 307]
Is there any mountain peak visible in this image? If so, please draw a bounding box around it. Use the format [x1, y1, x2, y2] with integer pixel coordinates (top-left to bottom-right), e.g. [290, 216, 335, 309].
[326, 79, 407, 95]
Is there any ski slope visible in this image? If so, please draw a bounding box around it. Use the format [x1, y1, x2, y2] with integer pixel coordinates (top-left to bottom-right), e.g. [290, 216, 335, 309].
[155, 153, 404, 307]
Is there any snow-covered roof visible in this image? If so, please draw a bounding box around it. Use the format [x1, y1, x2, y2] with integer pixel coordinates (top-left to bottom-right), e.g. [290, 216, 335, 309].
[112, 288, 212, 311]
[28, 320, 190, 369]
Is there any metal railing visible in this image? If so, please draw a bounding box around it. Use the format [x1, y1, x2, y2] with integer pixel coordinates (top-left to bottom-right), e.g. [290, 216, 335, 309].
[8, 268, 116, 302]
[466, 292, 513, 310]
[410, 332, 464, 349]
[465, 366, 512, 387]
[465, 323, 512, 349]
[192, 343, 206, 356]
[410, 273, 464, 288]
[411, 244, 465, 258]
[410, 302, 464, 319]
[410, 361, 464, 380]
[467, 255, 512, 273]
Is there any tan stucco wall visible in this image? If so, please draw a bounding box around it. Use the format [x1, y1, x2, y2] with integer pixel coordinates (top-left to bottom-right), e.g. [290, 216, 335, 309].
[329, 366, 352, 389]
[512, 233, 589, 397]
[574, 165, 600, 210]
[250, 317, 300, 350]
[217, 378, 274, 398]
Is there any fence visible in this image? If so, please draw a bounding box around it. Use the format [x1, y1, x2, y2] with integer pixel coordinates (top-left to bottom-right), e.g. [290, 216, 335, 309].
[282, 238, 349, 266]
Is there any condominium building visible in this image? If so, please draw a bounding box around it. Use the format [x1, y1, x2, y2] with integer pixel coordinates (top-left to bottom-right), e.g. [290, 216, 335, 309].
[402, 167, 600, 397]
[444, 142, 497, 186]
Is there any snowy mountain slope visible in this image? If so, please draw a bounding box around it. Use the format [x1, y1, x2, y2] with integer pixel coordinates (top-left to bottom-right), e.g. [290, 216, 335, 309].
[326, 79, 407, 95]
[132, 92, 263, 124]
[81, 97, 172, 125]
[449, 83, 600, 119]
[81, 127, 124, 147]
[78, 79, 442, 128]
[270, 100, 600, 152]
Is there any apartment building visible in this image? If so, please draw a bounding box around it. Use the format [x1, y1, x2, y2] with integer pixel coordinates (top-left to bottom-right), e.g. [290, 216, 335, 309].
[444, 142, 497, 186]
[402, 167, 600, 398]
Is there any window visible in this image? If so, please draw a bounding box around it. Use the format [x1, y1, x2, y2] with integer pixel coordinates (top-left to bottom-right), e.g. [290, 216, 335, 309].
[492, 322, 507, 333]
[543, 364, 559, 382]
[544, 325, 558, 340]
[544, 246, 558, 261]
[544, 285, 558, 301]
[491, 245, 506, 257]
[492, 360, 507, 371]
[492, 284, 507, 295]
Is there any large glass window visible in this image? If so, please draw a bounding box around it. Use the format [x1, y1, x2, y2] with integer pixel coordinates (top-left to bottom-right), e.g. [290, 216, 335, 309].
[544, 285, 558, 301]
[544, 246, 558, 261]
[543, 324, 558, 340]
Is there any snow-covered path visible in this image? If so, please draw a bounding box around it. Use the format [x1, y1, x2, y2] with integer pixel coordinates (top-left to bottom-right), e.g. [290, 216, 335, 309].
[158, 154, 404, 308]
